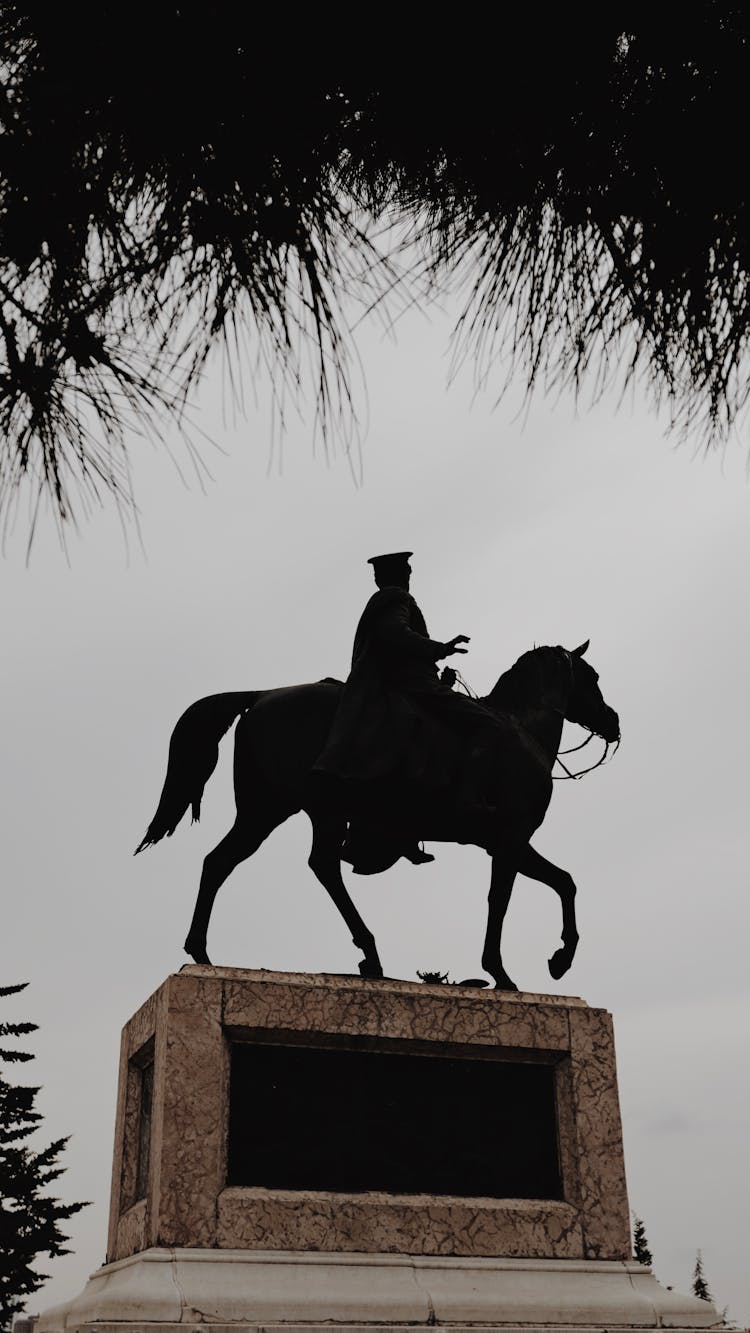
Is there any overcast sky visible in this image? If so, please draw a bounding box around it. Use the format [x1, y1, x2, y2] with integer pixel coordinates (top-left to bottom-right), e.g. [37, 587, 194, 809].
[3, 297, 749, 1323]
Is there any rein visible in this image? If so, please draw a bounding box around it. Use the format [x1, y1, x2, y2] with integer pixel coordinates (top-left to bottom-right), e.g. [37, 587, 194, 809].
[552, 646, 617, 781]
[451, 651, 619, 781]
[554, 731, 619, 780]
[453, 668, 478, 699]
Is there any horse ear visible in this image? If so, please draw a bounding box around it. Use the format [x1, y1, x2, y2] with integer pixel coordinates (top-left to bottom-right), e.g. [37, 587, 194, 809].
[572, 640, 590, 658]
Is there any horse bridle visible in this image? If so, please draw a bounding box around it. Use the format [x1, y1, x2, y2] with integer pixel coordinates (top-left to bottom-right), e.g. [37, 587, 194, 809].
[553, 648, 619, 781]
[449, 651, 617, 781]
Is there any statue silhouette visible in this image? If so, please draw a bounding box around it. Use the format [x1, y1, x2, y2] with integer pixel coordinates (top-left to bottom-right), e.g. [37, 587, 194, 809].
[136, 560, 620, 989]
[316, 551, 496, 873]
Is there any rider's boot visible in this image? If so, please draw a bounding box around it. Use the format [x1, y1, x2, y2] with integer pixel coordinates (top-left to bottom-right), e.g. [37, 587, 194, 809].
[342, 823, 434, 875]
[404, 842, 435, 866]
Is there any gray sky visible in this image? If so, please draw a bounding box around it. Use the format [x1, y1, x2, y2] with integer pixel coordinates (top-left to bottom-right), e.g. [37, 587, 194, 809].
[3, 298, 749, 1323]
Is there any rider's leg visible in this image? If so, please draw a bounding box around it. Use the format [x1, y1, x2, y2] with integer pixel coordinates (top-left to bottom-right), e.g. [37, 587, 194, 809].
[342, 820, 435, 874]
[403, 842, 435, 866]
[341, 776, 435, 875]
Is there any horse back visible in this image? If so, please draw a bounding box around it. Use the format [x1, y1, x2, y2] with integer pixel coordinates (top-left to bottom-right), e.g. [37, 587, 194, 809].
[234, 680, 342, 807]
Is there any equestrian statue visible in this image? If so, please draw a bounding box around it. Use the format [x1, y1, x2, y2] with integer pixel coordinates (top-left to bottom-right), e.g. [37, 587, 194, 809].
[136, 552, 620, 991]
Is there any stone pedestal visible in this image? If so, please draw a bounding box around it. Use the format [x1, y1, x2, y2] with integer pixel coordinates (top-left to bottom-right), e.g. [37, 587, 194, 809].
[40, 968, 723, 1332]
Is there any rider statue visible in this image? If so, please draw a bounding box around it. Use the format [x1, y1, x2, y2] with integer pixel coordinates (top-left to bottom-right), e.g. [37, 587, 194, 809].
[314, 551, 501, 872]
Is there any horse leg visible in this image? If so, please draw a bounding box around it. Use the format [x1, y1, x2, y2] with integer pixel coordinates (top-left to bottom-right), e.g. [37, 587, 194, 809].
[517, 844, 579, 979]
[481, 846, 521, 991]
[308, 817, 384, 979]
[184, 812, 281, 964]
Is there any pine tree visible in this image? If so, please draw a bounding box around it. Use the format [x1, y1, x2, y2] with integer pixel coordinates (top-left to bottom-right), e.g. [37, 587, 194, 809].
[691, 1251, 714, 1304]
[0, 984, 88, 1332]
[632, 1214, 654, 1267]
[6, 13, 750, 536]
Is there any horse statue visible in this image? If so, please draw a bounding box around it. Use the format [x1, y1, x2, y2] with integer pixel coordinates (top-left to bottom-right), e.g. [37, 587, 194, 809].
[136, 641, 619, 990]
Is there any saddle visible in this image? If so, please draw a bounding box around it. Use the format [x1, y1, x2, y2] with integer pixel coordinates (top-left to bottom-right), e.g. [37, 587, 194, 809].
[339, 713, 503, 874]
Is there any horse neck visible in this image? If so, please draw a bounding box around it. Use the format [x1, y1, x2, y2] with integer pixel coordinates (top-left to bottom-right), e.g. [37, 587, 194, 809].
[486, 648, 570, 762]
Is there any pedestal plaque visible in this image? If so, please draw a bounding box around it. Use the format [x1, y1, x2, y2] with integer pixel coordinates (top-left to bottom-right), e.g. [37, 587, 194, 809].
[39, 967, 723, 1332]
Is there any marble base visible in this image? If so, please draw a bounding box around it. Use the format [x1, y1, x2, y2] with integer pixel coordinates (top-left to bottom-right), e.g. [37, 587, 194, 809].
[38, 1247, 724, 1332]
[106, 969, 633, 1263]
[41, 973, 729, 1333]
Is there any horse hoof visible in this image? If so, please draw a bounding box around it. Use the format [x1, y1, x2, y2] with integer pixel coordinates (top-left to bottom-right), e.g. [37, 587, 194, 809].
[358, 958, 384, 980]
[492, 973, 519, 991]
[185, 937, 211, 965]
[548, 948, 570, 980]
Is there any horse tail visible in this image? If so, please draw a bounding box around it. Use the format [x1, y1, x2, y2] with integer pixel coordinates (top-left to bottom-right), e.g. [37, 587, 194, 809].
[134, 691, 262, 853]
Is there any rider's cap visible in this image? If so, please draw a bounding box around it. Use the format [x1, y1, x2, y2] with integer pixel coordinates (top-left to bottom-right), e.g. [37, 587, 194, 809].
[367, 551, 413, 582]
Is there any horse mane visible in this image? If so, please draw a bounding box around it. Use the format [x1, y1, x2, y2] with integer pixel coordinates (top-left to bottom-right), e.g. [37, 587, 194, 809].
[485, 647, 559, 711]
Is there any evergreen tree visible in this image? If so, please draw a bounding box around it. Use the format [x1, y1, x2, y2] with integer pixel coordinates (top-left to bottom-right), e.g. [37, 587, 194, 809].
[691, 1251, 714, 1304]
[5, 13, 750, 534]
[632, 1214, 653, 1267]
[0, 984, 88, 1332]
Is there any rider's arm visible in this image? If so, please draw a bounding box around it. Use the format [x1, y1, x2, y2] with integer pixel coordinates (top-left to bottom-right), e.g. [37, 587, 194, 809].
[373, 594, 447, 660]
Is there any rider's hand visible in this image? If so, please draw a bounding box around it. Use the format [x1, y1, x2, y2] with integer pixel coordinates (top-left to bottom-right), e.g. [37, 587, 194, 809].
[442, 634, 470, 657]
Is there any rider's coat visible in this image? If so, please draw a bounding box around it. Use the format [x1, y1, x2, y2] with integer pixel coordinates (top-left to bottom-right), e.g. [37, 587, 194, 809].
[315, 584, 495, 794]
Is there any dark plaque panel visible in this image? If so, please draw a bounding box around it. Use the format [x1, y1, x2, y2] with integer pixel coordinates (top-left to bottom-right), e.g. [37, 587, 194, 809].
[135, 1059, 154, 1201]
[227, 1040, 561, 1200]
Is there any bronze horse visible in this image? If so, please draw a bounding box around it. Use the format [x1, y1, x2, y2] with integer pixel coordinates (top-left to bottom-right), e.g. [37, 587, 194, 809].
[136, 642, 619, 990]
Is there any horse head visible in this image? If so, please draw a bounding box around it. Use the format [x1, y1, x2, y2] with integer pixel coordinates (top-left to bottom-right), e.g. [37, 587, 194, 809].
[564, 641, 620, 743]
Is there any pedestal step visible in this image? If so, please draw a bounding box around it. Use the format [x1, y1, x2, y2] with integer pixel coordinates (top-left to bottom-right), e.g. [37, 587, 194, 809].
[38, 1247, 723, 1332]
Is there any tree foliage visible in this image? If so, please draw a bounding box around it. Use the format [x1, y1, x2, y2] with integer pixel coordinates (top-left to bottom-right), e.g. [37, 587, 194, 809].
[632, 1214, 654, 1266]
[691, 1251, 714, 1304]
[0, 984, 87, 1331]
[3, 6, 750, 532]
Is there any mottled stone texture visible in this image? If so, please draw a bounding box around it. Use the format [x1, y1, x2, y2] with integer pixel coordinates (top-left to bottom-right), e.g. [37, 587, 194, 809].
[218, 1190, 583, 1259]
[107, 984, 166, 1261]
[158, 973, 226, 1246]
[106, 968, 631, 1263]
[568, 1006, 631, 1259]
